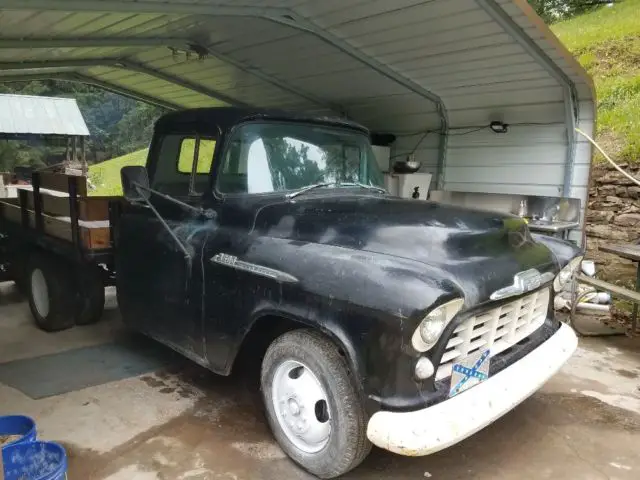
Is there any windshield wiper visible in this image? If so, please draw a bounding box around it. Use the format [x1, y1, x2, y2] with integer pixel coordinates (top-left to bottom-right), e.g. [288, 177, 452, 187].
[286, 182, 387, 199]
[339, 182, 387, 194]
[286, 182, 332, 199]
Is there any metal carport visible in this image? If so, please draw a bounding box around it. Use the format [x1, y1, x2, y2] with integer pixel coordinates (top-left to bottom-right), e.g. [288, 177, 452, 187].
[0, 0, 594, 243]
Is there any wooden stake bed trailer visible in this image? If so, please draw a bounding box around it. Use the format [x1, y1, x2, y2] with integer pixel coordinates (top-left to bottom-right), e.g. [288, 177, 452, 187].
[0, 171, 117, 331]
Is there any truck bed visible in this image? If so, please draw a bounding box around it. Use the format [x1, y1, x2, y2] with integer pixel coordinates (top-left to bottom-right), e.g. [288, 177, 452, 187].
[0, 172, 116, 258]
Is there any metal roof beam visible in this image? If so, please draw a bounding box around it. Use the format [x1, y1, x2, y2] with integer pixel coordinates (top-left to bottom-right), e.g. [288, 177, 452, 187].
[0, 71, 180, 110]
[0, 58, 245, 107]
[0, 72, 75, 82]
[0, 1, 289, 17]
[0, 58, 119, 70]
[0, 36, 340, 113]
[0, 37, 191, 49]
[68, 73, 182, 111]
[117, 59, 246, 107]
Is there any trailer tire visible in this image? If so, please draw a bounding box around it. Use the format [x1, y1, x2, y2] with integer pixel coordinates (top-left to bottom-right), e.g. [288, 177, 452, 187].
[261, 329, 371, 479]
[74, 268, 105, 326]
[27, 253, 75, 332]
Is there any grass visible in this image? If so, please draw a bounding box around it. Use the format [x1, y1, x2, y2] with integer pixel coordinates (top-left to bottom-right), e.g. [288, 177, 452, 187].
[552, 0, 640, 162]
[552, 3, 640, 52]
[88, 149, 148, 196]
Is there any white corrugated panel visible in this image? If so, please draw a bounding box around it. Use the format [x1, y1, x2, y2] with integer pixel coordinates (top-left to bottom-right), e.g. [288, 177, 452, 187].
[0, 94, 90, 136]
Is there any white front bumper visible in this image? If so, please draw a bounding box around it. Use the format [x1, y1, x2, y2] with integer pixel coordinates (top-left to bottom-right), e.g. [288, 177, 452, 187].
[366, 322, 577, 456]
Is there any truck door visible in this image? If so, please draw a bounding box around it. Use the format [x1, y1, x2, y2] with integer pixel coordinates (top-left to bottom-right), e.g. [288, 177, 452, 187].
[116, 133, 217, 362]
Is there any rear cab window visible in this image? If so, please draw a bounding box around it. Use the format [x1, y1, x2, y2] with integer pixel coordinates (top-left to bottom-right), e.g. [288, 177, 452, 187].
[178, 138, 216, 174]
[152, 134, 216, 197]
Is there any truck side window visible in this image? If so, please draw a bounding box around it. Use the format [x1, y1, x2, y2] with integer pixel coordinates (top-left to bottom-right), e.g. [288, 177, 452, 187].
[152, 134, 216, 197]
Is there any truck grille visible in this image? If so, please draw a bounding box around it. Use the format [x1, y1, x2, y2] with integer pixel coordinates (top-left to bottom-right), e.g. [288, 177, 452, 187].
[435, 288, 550, 380]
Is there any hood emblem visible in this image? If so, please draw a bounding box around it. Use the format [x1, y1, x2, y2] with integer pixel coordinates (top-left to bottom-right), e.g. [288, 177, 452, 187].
[490, 269, 554, 301]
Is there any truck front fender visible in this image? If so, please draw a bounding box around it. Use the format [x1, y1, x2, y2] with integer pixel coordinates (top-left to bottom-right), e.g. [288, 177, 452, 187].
[230, 301, 370, 405]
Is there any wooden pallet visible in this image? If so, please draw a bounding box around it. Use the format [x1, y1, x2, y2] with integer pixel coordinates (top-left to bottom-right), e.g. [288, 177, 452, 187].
[0, 172, 114, 251]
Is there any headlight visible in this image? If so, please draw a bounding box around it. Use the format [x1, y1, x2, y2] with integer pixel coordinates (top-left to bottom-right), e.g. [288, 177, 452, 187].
[553, 256, 583, 292]
[411, 298, 464, 352]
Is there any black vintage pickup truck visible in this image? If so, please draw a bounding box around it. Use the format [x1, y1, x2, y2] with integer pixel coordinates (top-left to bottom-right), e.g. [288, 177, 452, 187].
[113, 107, 582, 478]
[0, 106, 581, 478]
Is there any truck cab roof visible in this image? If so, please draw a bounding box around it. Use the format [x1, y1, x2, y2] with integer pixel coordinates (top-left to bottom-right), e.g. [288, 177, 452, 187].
[153, 107, 369, 136]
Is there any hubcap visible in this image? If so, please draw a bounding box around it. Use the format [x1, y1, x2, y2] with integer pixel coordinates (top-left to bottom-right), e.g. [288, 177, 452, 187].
[271, 360, 331, 453]
[31, 268, 49, 318]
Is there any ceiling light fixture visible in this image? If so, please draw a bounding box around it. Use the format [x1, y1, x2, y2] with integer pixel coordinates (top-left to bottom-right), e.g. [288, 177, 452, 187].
[489, 121, 509, 134]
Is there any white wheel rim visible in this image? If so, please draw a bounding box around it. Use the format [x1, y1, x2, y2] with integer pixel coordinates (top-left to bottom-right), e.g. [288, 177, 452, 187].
[271, 360, 331, 454]
[31, 268, 50, 318]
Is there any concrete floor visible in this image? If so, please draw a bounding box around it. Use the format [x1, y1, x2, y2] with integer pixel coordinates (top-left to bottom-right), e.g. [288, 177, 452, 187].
[1, 282, 639, 480]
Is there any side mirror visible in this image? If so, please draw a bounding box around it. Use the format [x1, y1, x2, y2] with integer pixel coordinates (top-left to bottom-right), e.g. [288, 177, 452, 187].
[121, 166, 150, 201]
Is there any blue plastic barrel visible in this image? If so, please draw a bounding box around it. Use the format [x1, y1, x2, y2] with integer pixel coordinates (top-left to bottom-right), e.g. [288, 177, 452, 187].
[0, 415, 36, 448]
[2, 441, 67, 480]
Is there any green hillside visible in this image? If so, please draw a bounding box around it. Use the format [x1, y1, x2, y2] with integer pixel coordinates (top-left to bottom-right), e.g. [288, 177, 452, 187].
[552, 0, 640, 162]
[89, 149, 148, 196]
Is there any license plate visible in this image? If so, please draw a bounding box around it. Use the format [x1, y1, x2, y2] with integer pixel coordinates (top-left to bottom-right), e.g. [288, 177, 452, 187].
[449, 349, 491, 398]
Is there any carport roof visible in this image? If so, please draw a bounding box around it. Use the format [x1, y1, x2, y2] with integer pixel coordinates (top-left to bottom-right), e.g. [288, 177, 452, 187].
[0, 0, 593, 135]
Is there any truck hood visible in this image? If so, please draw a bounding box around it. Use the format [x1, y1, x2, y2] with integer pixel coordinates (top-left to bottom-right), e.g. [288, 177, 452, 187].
[253, 194, 558, 306]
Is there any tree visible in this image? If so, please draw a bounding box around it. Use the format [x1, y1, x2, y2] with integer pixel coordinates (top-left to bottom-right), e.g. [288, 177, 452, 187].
[528, 0, 614, 23]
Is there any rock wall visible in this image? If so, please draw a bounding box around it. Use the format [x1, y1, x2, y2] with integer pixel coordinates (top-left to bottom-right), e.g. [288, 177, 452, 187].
[586, 164, 640, 286]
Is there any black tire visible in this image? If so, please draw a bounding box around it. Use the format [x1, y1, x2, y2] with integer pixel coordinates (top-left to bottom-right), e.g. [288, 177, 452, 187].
[261, 329, 371, 479]
[74, 267, 105, 326]
[26, 253, 75, 332]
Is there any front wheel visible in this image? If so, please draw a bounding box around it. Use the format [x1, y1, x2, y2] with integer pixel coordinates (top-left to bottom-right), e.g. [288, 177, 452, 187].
[261, 329, 371, 479]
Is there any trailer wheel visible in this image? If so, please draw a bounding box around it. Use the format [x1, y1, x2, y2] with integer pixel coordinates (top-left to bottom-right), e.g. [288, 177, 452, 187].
[74, 267, 105, 326]
[261, 329, 371, 479]
[27, 253, 75, 332]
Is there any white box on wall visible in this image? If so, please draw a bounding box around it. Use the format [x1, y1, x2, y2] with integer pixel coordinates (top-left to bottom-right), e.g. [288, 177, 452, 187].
[384, 172, 432, 200]
[399, 173, 432, 200]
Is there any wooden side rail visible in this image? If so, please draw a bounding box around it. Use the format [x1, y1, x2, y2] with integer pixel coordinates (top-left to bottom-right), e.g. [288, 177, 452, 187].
[0, 172, 114, 251]
[574, 274, 640, 335]
[575, 274, 640, 305]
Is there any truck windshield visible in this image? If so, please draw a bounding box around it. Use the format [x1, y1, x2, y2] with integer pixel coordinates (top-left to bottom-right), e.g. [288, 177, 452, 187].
[217, 122, 385, 195]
